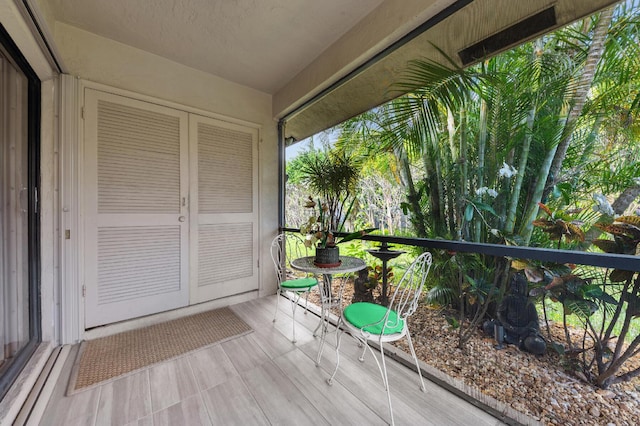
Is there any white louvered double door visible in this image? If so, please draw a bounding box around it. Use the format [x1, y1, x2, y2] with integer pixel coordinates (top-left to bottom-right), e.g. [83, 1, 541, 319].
[83, 89, 258, 328]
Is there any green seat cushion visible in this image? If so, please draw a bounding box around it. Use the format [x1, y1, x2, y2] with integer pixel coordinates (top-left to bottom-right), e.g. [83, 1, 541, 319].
[343, 302, 404, 335]
[281, 277, 317, 290]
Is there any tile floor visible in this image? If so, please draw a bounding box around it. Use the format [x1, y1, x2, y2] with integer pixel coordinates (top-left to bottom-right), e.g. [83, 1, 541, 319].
[39, 295, 504, 425]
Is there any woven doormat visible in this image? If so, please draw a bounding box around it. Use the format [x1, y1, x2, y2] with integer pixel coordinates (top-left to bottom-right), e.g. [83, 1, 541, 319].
[68, 307, 252, 393]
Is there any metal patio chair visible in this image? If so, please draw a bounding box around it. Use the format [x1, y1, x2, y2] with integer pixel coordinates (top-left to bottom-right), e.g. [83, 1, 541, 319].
[327, 251, 433, 425]
[270, 232, 319, 343]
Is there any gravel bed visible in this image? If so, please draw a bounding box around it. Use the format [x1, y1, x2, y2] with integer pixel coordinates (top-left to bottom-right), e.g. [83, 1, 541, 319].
[307, 278, 640, 426]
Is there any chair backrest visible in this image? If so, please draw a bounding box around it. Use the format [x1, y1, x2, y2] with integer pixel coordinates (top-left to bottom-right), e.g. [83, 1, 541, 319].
[270, 233, 313, 285]
[388, 251, 433, 321]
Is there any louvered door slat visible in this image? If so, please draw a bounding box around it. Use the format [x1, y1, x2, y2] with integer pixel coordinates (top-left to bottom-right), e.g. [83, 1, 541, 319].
[97, 99, 181, 214]
[190, 115, 259, 304]
[198, 223, 253, 287]
[85, 89, 189, 328]
[97, 226, 180, 304]
[198, 123, 253, 213]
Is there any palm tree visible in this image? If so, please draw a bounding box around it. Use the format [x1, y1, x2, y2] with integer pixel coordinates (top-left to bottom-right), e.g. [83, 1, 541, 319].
[317, 3, 640, 352]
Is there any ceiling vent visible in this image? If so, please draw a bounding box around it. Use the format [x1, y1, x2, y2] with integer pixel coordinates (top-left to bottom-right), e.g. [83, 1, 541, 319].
[458, 6, 557, 65]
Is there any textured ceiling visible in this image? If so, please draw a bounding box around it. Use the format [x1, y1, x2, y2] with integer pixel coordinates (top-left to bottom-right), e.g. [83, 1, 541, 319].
[47, 0, 385, 94]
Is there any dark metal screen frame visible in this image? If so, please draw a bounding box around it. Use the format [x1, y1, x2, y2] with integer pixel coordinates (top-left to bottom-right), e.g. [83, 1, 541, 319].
[282, 228, 640, 273]
[0, 23, 42, 401]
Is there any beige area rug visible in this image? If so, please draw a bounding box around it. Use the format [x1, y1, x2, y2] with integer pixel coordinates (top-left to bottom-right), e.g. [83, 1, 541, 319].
[68, 307, 252, 393]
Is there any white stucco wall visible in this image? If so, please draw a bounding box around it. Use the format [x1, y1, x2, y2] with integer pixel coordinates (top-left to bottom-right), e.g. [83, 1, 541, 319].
[52, 22, 279, 304]
[54, 22, 273, 128]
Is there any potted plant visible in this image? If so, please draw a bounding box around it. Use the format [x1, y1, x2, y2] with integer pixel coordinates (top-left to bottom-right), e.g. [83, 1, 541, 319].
[298, 152, 375, 266]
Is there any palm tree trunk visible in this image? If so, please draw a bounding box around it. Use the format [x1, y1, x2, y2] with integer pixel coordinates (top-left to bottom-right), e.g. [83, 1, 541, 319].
[519, 145, 559, 243]
[504, 39, 544, 235]
[475, 98, 488, 241]
[505, 106, 536, 234]
[546, 6, 614, 191]
[459, 107, 469, 240]
[446, 107, 458, 236]
[421, 101, 446, 235]
[395, 143, 428, 237]
[520, 7, 613, 243]
[423, 151, 445, 235]
[448, 108, 458, 160]
[612, 185, 640, 214]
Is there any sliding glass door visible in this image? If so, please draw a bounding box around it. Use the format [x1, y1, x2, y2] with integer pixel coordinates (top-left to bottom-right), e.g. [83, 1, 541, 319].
[0, 24, 40, 401]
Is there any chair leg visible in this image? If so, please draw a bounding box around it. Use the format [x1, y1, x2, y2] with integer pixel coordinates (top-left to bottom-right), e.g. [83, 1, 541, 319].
[272, 288, 281, 323]
[359, 340, 367, 362]
[312, 313, 323, 338]
[405, 330, 426, 392]
[359, 338, 393, 423]
[303, 290, 310, 314]
[379, 342, 395, 426]
[327, 317, 344, 384]
[289, 291, 301, 343]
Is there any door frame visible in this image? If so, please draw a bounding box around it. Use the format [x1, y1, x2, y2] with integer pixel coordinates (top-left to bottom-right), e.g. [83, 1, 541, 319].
[0, 23, 41, 400]
[188, 114, 260, 304]
[82, 88, 191, 328]
[60, 80, 262, 342]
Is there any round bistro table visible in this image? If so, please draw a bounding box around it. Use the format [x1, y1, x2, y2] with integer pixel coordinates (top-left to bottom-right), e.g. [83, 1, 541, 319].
[290, 256, 367, 365]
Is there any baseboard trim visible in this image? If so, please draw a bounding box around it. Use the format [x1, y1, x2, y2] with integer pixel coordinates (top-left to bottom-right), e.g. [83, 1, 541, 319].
[83, 291, 259, 340]
[0, 342, 54, 425]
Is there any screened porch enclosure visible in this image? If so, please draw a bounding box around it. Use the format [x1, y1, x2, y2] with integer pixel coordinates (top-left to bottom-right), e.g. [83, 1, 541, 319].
[39, 296, 507, 425]
[0, 0, 629, 423]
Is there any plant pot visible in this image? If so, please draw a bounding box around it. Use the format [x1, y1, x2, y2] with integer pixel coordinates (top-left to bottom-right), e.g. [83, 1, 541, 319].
[314, 246, 340, 267]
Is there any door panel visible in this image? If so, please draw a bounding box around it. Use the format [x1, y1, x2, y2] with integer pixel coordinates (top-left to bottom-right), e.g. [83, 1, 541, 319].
[84, 89, 259, 326]
[189, 115, 259, 304]
[0, 55, 30, 365]
[84, 89, 189, 328]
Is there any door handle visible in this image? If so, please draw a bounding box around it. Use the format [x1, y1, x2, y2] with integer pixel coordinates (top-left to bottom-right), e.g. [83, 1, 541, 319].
[19, 187, 28, 213]
[178, 216, 186, 222]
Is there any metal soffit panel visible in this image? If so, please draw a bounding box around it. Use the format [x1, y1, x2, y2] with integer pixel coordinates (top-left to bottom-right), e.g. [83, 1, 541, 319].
[283, 0, 621, 143]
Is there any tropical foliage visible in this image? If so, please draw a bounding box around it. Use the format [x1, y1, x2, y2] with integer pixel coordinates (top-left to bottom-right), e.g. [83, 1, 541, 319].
[285, 1, 640, 387]
[292, 150, 376, 248]
[522, 215, 640, 389]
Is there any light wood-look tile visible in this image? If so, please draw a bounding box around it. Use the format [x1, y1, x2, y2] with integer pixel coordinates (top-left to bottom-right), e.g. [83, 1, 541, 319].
[95, 370, 152, 426]
[152, 394, 211, 426]
[39, 295, 505, 426]
[304, 328, 498, 425]
[148, 356, 199, 411]
[201, 375, 269, 425]
[221, 334, 271, 372]
[123, 416, 154, 426]
[229, 305, 298, 359]
[46, 387, 101, 426]
[299, 337, 431, 425]
[39, 345, 101, 426]
[269, 291, 325, 323]
[246, 325, 298, 359]
[187, 344, 238, 392]
[275, 348, 386, 425]
[245, 298, 317, 345]
[241, 360, 329, 425]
